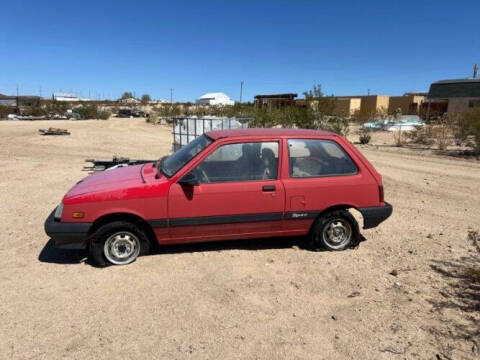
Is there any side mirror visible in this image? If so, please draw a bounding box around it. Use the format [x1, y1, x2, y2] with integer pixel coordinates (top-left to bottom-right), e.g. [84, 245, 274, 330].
[178, 172, 199, 186]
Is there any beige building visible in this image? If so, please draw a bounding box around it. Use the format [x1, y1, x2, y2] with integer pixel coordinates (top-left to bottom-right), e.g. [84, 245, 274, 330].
[333, 95, 390, 115]
[331, 94, 427, 116]
[333, 97, 361, 115]
[388, 94, 425, 115]
[358, 95, 390, 115]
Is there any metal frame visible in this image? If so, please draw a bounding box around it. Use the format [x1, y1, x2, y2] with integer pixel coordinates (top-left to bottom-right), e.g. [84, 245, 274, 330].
[172, 116, 251, 151]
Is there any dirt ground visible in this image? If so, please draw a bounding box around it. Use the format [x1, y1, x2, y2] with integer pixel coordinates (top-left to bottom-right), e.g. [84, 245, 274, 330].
[0, 118, 479, 360]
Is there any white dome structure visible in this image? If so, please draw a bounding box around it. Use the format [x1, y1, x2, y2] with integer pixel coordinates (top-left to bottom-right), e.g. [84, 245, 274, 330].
[196, 92, 235, 106]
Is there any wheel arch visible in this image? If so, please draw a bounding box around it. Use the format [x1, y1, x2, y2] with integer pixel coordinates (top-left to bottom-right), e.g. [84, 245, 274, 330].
[88, 212, 157, 247]
[309, 204, 363, 235]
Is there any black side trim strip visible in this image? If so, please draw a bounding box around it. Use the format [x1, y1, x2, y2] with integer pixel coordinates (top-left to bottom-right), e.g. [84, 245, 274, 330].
[170, 212, 283, 227]
[284, 211, 320, 220]
[148, 219, 168, 228]
[151, 206, 395, 229]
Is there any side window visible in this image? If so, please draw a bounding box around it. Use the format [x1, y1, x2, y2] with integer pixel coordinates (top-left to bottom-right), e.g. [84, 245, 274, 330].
[194, 142, 279, 183]
[288, 139, 357, 178]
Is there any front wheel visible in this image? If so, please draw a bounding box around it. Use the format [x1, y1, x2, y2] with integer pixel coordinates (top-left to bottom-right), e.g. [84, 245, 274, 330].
[308, 210, 359, 251]
[89, 221, 150, 266]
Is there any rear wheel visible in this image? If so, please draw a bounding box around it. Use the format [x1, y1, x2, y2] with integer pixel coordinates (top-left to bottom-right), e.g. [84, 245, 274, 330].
[308, 210, 358, 251]
[89, 221, 150, 266]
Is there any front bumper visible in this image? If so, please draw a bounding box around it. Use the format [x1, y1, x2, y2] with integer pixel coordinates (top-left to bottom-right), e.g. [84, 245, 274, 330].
[358, 202, 393, 229]
[44, 209, 92, 249]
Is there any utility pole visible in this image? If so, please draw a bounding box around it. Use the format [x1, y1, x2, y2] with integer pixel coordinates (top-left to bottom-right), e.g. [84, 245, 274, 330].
[239, 81, 243, 103]
[474, 64, 478, 78]
[367, 88, 371, 96]
[170, 88, 173, 103]
[39, 86, 42, 98]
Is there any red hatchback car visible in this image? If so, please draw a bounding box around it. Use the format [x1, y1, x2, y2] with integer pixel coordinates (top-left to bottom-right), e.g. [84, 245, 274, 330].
[45, 128, 392, 266]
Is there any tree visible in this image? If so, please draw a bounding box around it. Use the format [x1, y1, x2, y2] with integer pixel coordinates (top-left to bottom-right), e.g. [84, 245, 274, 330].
[121, 92, 134, 100]
[303, 84, 324, 99]
[303, 84, 336, 115]
[141, 94, 151, 105]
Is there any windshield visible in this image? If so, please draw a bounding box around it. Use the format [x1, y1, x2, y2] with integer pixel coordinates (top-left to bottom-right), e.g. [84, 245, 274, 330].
[161, 134, 213, 177]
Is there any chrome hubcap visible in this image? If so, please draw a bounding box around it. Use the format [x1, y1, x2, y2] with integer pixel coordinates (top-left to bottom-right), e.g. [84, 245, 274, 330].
[322, 219, 352, 249]
[104, 232, 140, 265]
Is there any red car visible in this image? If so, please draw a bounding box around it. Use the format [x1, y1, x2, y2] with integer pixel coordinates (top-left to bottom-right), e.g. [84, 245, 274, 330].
[45, 128, 392, 266]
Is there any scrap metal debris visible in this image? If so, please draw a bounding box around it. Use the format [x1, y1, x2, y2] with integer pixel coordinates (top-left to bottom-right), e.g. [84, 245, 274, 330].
[39, 127, 70, 135]
[83, 155, 154, 172]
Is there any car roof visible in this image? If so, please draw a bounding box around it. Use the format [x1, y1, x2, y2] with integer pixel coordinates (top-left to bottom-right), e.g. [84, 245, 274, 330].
[205, 128, 337, 140]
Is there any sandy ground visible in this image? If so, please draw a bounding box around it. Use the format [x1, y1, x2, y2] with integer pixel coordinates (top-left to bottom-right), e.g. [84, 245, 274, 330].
[0, 118, 479, 360]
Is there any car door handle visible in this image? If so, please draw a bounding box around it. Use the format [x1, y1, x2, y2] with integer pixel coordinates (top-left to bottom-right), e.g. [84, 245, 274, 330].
[262, 185, 276, 192]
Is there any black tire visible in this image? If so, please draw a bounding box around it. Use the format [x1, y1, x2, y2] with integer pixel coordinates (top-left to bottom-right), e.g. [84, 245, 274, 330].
[308, 210, 359, 251]
[89, 221, 151, 267]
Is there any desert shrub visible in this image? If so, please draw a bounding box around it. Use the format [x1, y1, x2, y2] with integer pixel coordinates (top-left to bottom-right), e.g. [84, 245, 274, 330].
[110, 105, 120, 115]
[322, 115, 350, 136]
[75, 104, 98, 119]
[393, 129, 404, 147]
[141, 94, 151, 105]
[146, 112, 163, 125]
[405, 126, 434, 146]
[22, 106, 46, 116]
[0, 105, 13, 119]
[150, 84, 347, 132]
[121, 92, 134, 100]
[45, 101, 68, 116]
[75, 104, 110, 120]
[433, 123, 452, 150]
[456, 108, 480, 154]
[155, 104, 183, 117]
[359, 129, 372, 144]
[98, 110, 111, 120]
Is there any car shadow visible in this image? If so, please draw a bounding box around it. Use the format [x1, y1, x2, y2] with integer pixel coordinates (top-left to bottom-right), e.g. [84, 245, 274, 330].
[38, 239, 88, 264]
[151, 236, 304, 256]
[39, 234, 366, 265]
[38, 236, 307, 265]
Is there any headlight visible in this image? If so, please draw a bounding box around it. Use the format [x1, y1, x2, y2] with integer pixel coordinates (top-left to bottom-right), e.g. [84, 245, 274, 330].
[54, 203, 64, 221]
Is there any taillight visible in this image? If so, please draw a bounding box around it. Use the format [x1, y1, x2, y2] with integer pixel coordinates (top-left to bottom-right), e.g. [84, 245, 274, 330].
[379, 185, 384, 203]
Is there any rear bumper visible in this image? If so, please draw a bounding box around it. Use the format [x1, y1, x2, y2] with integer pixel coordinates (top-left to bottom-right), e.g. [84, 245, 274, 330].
[44, 209, 91, 250]
[358, 202, 393, 229]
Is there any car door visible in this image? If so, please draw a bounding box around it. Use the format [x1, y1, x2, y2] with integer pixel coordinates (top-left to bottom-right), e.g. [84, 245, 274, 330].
[281, 137, 375, 233]
[167, 139, 285, 243]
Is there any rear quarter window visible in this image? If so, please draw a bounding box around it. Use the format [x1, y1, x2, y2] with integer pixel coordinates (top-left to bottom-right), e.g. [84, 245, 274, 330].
[288, 139, 357, 178]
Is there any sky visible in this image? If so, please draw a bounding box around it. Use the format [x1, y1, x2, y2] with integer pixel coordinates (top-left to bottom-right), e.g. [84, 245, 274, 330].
[1, 0, 479, 102]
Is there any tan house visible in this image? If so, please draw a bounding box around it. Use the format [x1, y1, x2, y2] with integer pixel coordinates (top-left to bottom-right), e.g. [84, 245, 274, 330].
[427, 78, 480, 115]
